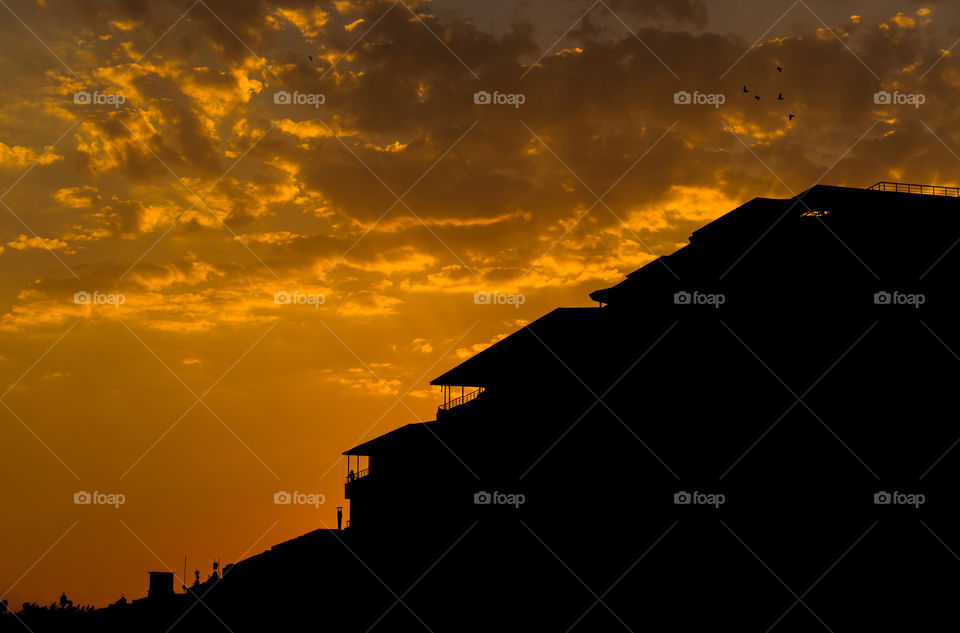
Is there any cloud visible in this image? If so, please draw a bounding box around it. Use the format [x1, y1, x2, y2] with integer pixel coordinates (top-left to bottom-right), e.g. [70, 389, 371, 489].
[598, 0, 709, 28]
[0, 142, 63, 167]
[411, 337, 433, 353]
[455, 332, 509, 359]
[336, 292, 403, 316]
[127, 259, 224, 291]
[324, 366, 402, 396]
[236, 231, 308, 245]
[6, 234, 73, 253]
[54, 185, 102, 209]
[4, 0, 960, 332]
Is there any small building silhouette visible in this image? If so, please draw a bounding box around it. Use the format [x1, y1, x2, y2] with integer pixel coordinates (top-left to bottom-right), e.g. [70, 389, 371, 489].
[147, 571, 174, 600]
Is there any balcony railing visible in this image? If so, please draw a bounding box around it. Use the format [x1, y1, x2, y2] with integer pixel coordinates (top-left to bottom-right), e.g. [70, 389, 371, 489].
[868, 181, 960, 197]
[345, 468, 369, 483]
[438, 387, 485, 411]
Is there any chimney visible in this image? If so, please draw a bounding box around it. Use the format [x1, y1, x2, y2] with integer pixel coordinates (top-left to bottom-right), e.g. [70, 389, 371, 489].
[148, 571, 174, 600]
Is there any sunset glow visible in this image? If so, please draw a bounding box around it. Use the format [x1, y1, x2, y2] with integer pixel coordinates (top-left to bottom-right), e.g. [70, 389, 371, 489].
[2, 0, 959, 608]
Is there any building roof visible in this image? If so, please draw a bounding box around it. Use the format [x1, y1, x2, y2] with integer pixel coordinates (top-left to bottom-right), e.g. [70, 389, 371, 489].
[426, 182, 960, 391]
[429, 307, 603, 387]
[590, 184, 960, 305]
[343, 421, 442, 456]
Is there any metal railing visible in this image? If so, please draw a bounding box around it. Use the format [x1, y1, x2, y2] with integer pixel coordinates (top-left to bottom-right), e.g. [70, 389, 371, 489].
[868, 182, 960, 197]
[438, 387, 485, 411]
[345, 468, 368, 483]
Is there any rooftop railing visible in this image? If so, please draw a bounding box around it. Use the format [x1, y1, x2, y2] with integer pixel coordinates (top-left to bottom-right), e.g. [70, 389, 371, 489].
[345, 468, 369, 484]
[438, 387, 485, 411]
[868, 182, 960, 197]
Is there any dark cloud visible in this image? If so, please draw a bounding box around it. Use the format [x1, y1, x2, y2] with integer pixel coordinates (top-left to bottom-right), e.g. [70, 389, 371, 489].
[4, 0, 960, 291]
[572, 0, 709, 29]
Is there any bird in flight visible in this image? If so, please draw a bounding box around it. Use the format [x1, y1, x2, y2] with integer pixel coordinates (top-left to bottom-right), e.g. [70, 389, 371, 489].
[754, 95, 761, 101]
[308, 55, 313, 62]
[778, 93, 784, 100]
[777, 65, 783, 72]
[743, 85, 749, 93]
[788, 114, 796, 121]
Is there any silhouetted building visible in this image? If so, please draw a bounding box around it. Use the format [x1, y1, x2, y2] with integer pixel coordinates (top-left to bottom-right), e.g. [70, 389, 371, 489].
[18, 182, 960, 633]
[330, 182, 960, 630]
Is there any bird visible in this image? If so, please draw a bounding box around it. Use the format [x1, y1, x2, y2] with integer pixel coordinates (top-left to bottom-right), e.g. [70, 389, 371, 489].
[777, 65, 783, 72]
[788, 114, 796, 121]
[743, 85, 749, 93]
[778, 92, 784, 100]
[308, 55, 313, 62]
[754, 95, 761, 101]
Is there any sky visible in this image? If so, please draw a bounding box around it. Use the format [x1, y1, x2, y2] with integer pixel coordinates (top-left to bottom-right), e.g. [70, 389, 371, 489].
[1, 0, 960, 608]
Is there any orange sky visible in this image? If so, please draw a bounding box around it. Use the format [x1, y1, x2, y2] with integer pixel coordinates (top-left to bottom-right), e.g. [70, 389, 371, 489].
[1, 0, 959, 608]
